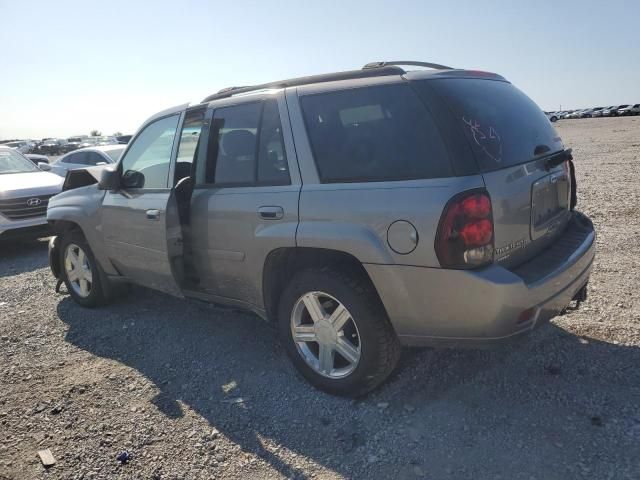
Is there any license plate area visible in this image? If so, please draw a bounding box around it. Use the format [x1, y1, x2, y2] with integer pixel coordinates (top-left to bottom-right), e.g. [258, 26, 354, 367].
[531, 170, 570, 240]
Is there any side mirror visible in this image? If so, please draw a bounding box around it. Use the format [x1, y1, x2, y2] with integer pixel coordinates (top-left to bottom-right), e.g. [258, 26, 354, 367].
[121, 169, 145, 189]
[38, 162, 51, 171]
[98, 166, 120, 190]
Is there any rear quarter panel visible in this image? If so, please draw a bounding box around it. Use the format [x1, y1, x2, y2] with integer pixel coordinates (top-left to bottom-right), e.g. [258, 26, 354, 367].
[297, 177, 485, 267]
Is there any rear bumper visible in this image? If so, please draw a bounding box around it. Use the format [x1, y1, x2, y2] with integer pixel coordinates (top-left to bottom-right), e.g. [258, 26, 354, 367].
[366, 211, 596, 347]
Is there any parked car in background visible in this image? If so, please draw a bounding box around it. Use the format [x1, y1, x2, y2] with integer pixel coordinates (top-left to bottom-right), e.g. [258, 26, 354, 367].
[63, 136, 89, 153]
[602, 105, 627, 117]
[95, 136, 119, 146]
[588, 107, 605, 118]
[0, 147, 62, 239]
[544, 111, 559, 122]
[46, 61, 595, 396]
[25, 154, 50, 165]
[38, 138, 68, 155]
[618, 104, 640, 116]
[4, 140, 32, 154]
[116, 135, 132, 144]
[39, 145, 125, 177]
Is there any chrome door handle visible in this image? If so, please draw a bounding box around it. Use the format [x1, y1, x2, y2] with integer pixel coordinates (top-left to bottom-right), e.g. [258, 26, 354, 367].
[146, 209, 160, 220]
[258, 206, 284, 220]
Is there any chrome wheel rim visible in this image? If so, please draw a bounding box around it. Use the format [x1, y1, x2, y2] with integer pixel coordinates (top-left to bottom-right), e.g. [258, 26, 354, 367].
[64, 243, 92, 298]
[290, 291, 361, 379]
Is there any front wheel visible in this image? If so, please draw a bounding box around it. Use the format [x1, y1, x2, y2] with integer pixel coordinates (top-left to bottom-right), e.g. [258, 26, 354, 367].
[59, 231, 111, 308]
[278, 268, 401, 397]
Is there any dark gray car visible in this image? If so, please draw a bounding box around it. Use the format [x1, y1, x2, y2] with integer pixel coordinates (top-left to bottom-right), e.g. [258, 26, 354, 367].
[46, 62, 595, 396]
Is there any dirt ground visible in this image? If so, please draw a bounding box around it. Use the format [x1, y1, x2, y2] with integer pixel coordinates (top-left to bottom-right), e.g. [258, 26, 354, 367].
[1, 117, 639, 480]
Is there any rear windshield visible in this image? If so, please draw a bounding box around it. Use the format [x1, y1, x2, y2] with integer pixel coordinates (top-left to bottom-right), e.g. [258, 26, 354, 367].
[417, 79, 564, 172]
[300, 83, 451, 183]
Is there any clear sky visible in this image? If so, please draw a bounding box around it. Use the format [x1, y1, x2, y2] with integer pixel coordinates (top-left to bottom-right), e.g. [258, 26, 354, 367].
[1, 0, 638, 140]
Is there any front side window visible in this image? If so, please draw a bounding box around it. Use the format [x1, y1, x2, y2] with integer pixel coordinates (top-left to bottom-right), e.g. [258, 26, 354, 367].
[300, 84, 451, 183]
[203, 99, 290, 186]
[119, 114, 180, 189]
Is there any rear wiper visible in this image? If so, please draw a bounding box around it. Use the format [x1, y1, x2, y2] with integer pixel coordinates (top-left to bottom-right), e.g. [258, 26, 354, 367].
[544, 148, 573, 171]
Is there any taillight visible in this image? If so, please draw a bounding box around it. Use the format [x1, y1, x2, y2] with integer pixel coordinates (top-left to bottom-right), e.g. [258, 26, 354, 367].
[435, 190, 494, 269]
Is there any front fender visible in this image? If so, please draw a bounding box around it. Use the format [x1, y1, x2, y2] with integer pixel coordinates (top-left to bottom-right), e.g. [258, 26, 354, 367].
[47, 185, 117, 276]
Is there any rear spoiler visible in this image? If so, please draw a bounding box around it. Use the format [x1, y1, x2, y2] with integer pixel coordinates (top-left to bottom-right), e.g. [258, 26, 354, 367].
[544, 148, 572, 171]
[543, 149, 578, 210]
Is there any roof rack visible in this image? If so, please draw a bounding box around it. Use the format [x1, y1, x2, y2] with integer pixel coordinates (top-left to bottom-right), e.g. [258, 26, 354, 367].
[363, 60, 453, 70]
[201, 65, 404, 103]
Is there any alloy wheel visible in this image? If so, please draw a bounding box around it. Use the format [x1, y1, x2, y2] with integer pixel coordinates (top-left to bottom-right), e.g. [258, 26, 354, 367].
[290, 291, 361, 378]
[64, 243, 93, 298]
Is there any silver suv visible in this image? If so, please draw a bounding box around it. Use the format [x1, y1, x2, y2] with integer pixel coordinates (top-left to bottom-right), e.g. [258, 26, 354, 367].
[46, 62, 596, 396]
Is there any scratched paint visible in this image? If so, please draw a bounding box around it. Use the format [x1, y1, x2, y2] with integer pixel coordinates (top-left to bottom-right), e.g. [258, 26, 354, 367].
[462, 116, 503, 163]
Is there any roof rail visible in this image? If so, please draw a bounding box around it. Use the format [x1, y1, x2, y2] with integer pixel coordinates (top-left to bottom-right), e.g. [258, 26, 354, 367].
[202, 65, 404, 103]
[363, 61, 453, 70]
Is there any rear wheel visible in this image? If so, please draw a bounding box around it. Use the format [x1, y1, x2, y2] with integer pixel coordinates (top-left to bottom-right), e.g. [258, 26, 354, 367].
[278, 268, 401, 397]
[59, 230, 111, 307]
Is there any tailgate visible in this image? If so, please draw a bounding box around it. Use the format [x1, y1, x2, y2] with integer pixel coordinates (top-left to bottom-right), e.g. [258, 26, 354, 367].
[484, 157, 572, 268]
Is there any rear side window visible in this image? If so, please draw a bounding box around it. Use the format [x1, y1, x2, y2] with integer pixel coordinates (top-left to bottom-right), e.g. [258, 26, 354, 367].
[62, 152, 88, 164]
[85, 152, 107, 166]
[418, 79, 564, 172]
[300, 84, 451, 183]
[204, 99, 290, 186]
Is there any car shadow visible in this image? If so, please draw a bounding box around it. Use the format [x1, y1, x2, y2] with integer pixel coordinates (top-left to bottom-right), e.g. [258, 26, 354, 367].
[56, 290, 640, 479]
[0, 237, 50, 277]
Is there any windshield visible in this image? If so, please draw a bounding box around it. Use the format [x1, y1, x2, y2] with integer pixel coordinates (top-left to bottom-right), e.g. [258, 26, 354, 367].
[0, 149, 39, 174]
[416, 78, 563, 172]
[104, 147, 125, 162]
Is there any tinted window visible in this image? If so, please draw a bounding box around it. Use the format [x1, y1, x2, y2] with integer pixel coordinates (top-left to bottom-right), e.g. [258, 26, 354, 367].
[62, 152, 88, 165]
[203, 100, 290, 186]
[120, 114, 180, 189]
[419, 79, 564, 172]
[257, 100, 289, 185]
[85, 152, 108, 166]
[206, 102, 261, 185]
[300, 84, 451, 183]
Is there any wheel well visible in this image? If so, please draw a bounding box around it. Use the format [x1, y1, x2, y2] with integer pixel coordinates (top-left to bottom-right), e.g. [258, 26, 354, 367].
[50, 220, 83, 236]
[262, 247, 379, 322]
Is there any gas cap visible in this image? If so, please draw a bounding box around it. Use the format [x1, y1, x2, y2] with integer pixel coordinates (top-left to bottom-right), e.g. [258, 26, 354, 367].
[387, 220, 419, 254]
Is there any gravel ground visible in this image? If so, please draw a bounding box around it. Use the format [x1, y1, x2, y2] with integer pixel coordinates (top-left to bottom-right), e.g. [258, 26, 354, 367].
[1, 117, 639, 480]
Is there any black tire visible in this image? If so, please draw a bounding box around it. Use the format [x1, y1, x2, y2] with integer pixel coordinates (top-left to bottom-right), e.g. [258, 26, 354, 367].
[278, 267, 401, 397]
[58, 230, 112, 308]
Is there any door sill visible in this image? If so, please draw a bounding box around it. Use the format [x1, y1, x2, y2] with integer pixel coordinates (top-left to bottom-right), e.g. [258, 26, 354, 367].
[182, 289, 268, 320]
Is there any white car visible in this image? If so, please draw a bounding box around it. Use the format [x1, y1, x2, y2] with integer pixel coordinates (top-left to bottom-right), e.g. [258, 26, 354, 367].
[0, 147, 63, 239]
[618, 104, 640, 116]
[544, 111, 559, 122]
[39, 145, 125, 177]
[4, 140, 32, 154]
